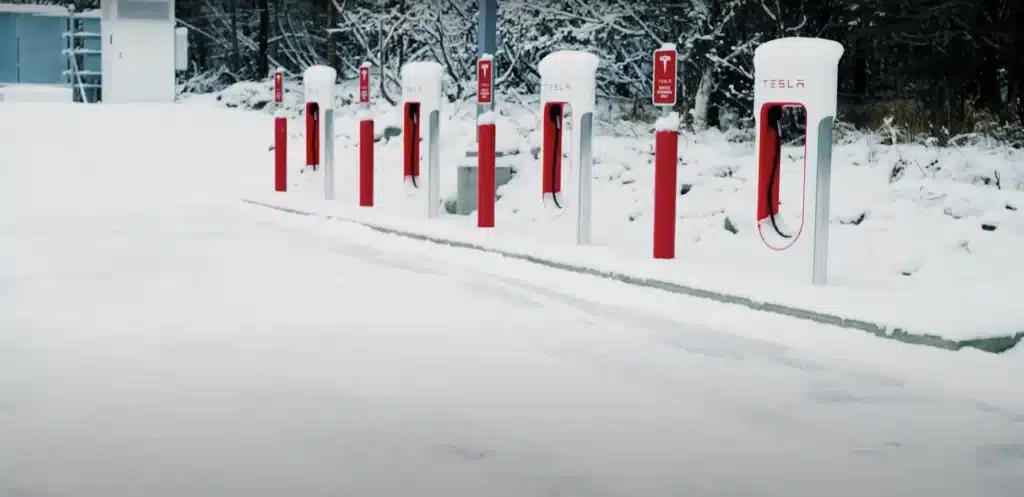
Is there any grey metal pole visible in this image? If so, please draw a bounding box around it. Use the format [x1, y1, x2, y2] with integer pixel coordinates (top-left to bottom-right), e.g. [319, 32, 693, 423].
[577, 113, 594, 245]
[324, 108, 335, 200]
[476, 0, 497, 137]
[478, 0, 497, 56]
[427, 110, 441, 218]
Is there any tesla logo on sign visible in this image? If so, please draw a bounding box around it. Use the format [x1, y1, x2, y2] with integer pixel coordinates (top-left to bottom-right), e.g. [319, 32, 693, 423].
[359, 67, 370, 103]
[762, 79, 805, 89]
[273, 71, 283, 104]
[652, 48, 677, 106]
[477, 59, 493, 104]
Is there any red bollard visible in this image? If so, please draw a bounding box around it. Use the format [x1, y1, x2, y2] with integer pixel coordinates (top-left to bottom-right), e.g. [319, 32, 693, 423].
[478, 122, 496, 227]
[653, 128, 679, 259]
[275, 117, 287, 191]
[305, 102, 320, 171]
[358, 63, 374, 206]
[359, 119, 374, 206]
[273, 68, 287, 191]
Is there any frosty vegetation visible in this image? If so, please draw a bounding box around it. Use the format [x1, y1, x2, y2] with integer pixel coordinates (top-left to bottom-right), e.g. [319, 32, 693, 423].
[34, 0, 1024, 145]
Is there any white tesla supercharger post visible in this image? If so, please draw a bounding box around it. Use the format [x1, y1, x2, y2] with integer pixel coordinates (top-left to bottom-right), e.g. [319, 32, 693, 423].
[753, 37, 843, 286]
[302, 65, 337, 200]
[401, 61, 444, 219]
[537, 51, 599, 245]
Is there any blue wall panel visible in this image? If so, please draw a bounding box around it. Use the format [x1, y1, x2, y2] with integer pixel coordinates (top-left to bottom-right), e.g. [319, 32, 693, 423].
[15, 14, 65, 84]
[0, 13, 18, 83]
[81, 18, 101, 73]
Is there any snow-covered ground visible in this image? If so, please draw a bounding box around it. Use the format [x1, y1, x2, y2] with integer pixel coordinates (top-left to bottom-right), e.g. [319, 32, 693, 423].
[2, 100, 1024, 496]
[14, 91, 1024, 493]
[185, 78, 1024, 345]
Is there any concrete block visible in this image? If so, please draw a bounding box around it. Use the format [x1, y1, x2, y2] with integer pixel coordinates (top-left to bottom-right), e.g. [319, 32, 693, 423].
[456, 164, 515, 215]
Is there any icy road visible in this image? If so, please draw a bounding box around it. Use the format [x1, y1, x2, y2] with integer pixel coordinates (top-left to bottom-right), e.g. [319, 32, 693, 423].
[1, 103, 1022, 497]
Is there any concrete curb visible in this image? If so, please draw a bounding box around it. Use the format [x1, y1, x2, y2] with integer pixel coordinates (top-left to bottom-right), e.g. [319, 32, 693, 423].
[240, 198, 1023, 354]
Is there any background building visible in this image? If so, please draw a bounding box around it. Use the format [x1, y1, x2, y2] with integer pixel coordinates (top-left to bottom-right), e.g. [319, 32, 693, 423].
[0, 2, 102, 102]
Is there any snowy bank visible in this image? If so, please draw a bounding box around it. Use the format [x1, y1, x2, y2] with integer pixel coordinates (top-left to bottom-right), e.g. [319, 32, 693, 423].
[182, 78, 1024, 351]
[22, 80, 1003, 352]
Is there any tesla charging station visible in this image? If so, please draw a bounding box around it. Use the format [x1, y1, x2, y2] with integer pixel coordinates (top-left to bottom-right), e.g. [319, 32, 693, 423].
[401, 61, 444, 219]
[753, 37, 843, 285]
[538, 51, 600, 245]
[303, 65, 337, 200]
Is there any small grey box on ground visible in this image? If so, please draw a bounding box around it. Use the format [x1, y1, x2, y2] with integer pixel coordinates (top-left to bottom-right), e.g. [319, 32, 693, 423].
[456, 165, 515, 215]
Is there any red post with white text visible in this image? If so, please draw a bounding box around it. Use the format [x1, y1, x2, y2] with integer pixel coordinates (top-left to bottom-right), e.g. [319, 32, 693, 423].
[273, 68, 287, 192]
[477, 54, 496, 228]
[358, 62, 374, 207]
[652, 45, 679, 259]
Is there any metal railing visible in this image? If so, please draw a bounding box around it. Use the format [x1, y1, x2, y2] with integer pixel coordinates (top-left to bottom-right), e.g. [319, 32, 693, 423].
[64, 5, 101, 103]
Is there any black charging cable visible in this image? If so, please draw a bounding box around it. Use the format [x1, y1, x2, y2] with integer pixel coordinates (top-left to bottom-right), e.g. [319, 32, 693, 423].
[310, 110, 319, 172]
[548, 105, 563, 209]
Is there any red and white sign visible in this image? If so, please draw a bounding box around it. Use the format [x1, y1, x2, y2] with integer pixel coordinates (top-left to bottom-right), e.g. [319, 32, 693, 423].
[273, 70, 283, 104]
[477, 58, 493, 105]
[652, 48, 677, 106]
[359, 66, 370, 103]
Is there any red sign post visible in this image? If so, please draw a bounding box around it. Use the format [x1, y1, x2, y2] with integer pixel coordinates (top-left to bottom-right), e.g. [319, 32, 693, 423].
[273, 68, 286, 192]
[358, 62, 374, 206]
[477, 55, 496, 228]
[273, 69, 283, 104]
[477, 58, 493, 105]
[652, 46, 679, 259]
[359, 66, 370, 104]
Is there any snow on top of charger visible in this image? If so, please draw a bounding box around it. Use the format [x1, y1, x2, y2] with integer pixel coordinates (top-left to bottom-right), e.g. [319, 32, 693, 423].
[538, 51, 599, 76]
[400, 61, 444, 80]
[400, 61, 444, 109]
[755, 37, 844, 64]
[303, 65, 336, 83]
[303, 66, 336, 105]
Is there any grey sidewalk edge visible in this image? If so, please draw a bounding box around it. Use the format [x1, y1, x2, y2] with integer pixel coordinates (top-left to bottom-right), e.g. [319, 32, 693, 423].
[240, 198, 1024, 354]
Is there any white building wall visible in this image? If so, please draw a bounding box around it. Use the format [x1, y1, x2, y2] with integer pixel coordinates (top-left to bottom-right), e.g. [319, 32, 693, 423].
[100, 0, 176, 103]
